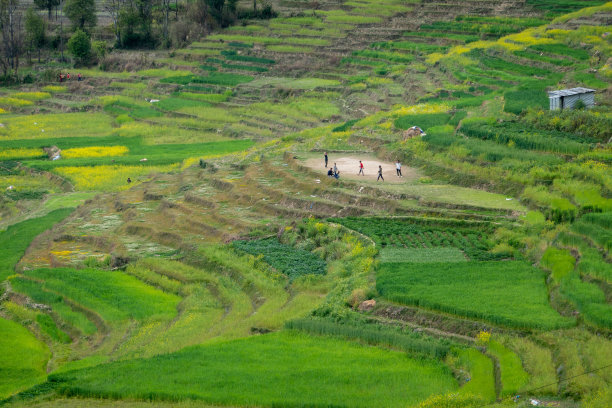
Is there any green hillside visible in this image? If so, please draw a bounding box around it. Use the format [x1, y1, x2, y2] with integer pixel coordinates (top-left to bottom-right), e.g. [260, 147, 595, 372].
[1, 0, 611, 407]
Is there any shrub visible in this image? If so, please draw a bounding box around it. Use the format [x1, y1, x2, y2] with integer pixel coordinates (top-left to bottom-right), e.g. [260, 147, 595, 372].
[91, 40, 107, 61]
[68, 29, 91, 65]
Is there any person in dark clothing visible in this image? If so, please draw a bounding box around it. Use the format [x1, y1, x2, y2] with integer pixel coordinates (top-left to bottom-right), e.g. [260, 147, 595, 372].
[127, 177, 132, 184]
[327, 168, 334, 177]
[377, 165, 384, 181]
[324, 152, 328, 167]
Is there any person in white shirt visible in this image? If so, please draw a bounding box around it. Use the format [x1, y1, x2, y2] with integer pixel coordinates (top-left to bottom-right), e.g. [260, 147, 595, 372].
[396, 160, 402, 177]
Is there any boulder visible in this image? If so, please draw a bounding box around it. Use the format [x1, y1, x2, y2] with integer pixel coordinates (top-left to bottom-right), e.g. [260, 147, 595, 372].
[43, 145, 61, 160]
[358, 299, 376, 311]
[402, 126, 424, 140]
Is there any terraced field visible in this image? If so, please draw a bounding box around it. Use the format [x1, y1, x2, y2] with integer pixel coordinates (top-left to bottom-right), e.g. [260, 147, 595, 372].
[1, 0, 611, 407]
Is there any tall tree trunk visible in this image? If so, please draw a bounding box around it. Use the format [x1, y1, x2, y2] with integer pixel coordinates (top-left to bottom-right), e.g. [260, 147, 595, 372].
[163, 0, 169, 46]
[253, 0, 256, 13]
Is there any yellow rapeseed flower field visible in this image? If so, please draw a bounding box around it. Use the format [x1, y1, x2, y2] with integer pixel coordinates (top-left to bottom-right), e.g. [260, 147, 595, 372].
[393, 103, 450, 116]
[12, 92, 51, 101]
[0, 97, 33, 107]
[42, 85, 67, 93]
[54, 164, 180, 191]
[0, 148, 44, 160]
[0, 112, 114, 140]
[62, 146, 129, 159]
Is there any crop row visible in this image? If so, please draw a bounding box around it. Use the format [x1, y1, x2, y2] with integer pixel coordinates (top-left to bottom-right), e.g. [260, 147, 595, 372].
[426, 130, 564, 167]
[526, 0, 607, 16]
[460, 118, 592, 154]
[286, 318, 452, 358]
[0, 317, 49, 400]
[377, 261, 575, 330]
[0, 209, 73, 281]
[160, 72, 254, 86]
[557, 231, 612, 284]
[541, 245, 612, 329]
[233, 238, 326, 281]
[420, 16, 547, 37]
[329, 217, 503, 260]
[45, 331, 457, 407]
[20, 267, 180, 320]
[330, 216, 495, 234]
[471, 51, 553, 78]
[524, 108, 612, 142]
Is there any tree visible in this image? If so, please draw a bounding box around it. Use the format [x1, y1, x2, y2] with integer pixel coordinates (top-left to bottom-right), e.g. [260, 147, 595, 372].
[161, 0, 171, 47]
[25, 7, 45, 62]
[104, 0, 125, 46]
[33, 0, 59, 20]
[117, 0, 155, 48]
[67, 28, 89, 64]
[227, 0, 237, 14]
[0, 0, 24, 77]
[64, 0, 96, 31]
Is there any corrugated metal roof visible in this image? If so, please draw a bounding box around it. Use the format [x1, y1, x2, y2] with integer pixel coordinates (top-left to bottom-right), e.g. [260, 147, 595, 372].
[548, 87, 596, 98]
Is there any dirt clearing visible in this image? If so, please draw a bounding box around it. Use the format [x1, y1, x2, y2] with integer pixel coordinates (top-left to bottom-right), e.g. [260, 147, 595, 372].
[303, 156, 419, 184]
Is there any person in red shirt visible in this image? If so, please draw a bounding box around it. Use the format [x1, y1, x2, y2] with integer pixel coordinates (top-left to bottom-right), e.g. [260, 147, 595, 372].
[358, 160, 364, 176]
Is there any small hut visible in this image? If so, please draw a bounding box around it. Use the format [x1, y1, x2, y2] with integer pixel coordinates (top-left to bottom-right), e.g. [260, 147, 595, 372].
[548, 87, 595, 110]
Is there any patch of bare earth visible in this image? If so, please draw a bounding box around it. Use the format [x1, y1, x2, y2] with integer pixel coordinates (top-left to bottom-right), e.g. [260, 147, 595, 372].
[304, 156, 419, 184]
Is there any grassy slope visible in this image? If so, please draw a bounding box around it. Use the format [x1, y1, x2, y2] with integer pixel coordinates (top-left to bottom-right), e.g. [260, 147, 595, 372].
[377, 261, 574, 329]
[1, 1, 611, 406]
[0, 209, 73, 281]
[0, 318, 50, 399]
[49, 332, 457, 407]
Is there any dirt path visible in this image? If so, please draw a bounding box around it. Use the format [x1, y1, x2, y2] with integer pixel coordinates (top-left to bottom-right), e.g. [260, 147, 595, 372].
[304, 156, 419, 184]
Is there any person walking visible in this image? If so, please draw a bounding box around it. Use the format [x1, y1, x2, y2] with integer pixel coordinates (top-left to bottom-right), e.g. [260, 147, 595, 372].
[377, 165, 384, 182]
[396, 160, 402, 177]
[324, 152, 328, 167]
[358, 160, 364, 176]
